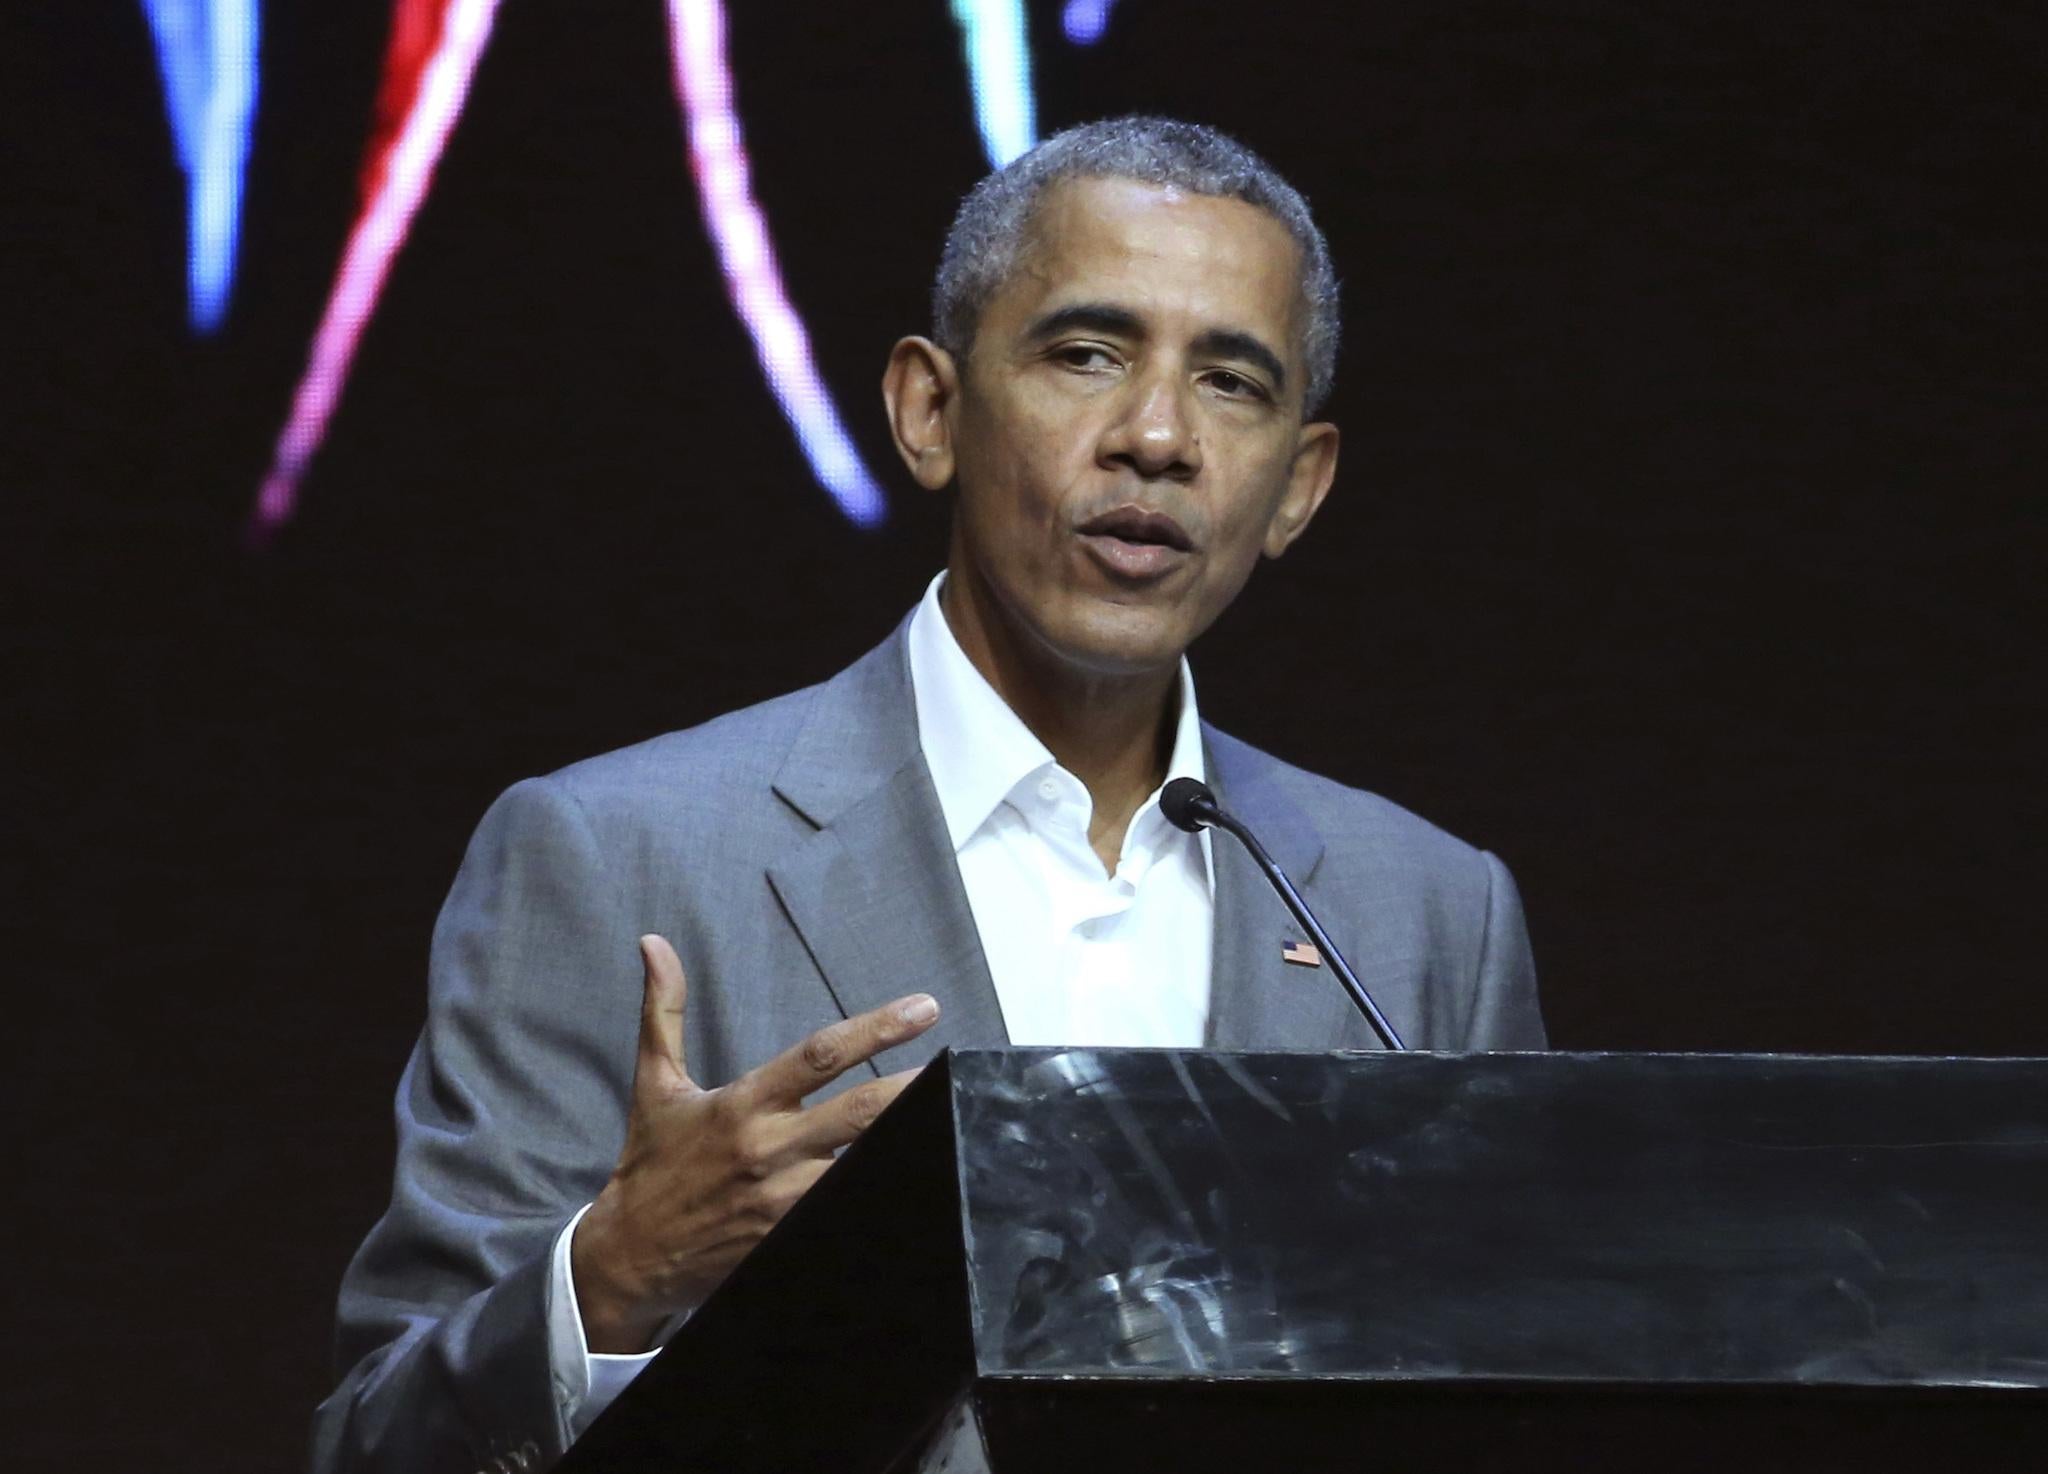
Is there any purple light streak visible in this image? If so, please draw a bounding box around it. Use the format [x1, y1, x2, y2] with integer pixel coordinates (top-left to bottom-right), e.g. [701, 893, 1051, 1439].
[248, 0, 501, 537]
[252, 0, 885, 538]
[663, 0, 887, 528]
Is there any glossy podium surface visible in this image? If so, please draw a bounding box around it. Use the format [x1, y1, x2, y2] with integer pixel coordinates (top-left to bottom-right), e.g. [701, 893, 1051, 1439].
[559, 1050, 2048, 1472]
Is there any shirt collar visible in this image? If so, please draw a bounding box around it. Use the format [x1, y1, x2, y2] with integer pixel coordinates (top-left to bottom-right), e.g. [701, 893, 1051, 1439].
[907, 573, 1207, 853]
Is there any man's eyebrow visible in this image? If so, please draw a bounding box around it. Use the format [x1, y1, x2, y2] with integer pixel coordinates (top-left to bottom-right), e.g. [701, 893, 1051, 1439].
[1021, 302, 1147, 343]
[1191, 328, 1287, 393]
[1022, 304, 1290, 394]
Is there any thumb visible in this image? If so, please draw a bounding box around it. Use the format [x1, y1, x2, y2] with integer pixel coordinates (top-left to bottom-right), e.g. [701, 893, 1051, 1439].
[635, 933, 695, 1091]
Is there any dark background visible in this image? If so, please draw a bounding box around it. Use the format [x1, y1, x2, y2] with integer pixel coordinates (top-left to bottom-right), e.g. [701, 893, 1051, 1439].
[5, 1, 2042, 1467]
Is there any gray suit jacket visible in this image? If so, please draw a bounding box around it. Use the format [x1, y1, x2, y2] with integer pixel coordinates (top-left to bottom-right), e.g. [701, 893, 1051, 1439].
[311, 621, 1545, 1474]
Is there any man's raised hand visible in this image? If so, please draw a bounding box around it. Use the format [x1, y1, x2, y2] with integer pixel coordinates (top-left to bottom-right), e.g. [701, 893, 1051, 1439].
[570, 934, 939, 1353]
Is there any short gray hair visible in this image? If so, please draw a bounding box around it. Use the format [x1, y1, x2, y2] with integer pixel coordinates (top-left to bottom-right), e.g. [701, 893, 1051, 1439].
[932, 117, 1341, 414]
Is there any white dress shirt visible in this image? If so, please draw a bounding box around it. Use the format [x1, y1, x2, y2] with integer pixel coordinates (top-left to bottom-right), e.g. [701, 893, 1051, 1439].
[544, 573, 1215, 1437]
[906, 572, 1214, 1046]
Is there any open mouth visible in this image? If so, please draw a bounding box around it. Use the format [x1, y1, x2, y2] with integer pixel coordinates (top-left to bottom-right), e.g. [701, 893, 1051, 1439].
[1074, 505, 1196, 581]
[1077, 506, 1194, 551]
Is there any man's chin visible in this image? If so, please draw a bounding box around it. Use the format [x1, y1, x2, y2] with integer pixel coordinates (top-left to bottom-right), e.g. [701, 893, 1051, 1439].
[1040, 600, 1194, 679]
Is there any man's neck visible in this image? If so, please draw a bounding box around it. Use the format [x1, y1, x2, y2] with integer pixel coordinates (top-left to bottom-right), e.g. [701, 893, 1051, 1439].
[939, 572, 1179, 871]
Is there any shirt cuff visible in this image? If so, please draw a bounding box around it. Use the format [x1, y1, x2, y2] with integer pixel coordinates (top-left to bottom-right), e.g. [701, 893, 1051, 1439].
[545, 1202, 664, 1441]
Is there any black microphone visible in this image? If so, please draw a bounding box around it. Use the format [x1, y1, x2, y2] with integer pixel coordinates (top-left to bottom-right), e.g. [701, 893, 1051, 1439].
[1162, 777, 1407, 1051]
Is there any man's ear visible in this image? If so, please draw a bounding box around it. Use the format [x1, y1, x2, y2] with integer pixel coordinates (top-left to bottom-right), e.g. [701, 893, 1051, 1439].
[882, 336, 960, 492]
[1263, 419, 1340, 558]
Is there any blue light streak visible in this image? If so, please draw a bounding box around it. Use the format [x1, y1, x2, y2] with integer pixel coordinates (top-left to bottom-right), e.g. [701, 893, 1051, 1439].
[141, 0, 259, 334]
[950, 0, 1036, 166]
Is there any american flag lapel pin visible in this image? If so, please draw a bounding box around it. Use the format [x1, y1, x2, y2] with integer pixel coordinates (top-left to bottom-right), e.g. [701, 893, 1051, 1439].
[1281, 939, 1323, 968]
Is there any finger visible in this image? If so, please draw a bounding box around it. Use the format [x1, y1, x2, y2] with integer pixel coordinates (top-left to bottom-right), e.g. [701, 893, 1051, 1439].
[745, 995, 939, 1108]
[777, 1067, 922, 1159]
[635, 934, 695, 1089]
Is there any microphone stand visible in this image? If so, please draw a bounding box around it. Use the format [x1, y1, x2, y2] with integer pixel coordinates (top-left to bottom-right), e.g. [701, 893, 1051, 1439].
[1164, 779, 1407, 1052]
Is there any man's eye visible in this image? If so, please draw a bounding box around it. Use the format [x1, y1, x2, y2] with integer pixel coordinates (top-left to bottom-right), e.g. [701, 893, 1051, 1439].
[1055, 344, 1117, 370]
[1205, 369, 1265, 399]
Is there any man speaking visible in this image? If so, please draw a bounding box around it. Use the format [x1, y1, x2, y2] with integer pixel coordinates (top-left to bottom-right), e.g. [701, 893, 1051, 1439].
[313, 117, 1546, 1474]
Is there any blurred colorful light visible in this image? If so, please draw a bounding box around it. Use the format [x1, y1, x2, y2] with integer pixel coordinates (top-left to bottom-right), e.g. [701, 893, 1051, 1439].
[951, 0, 1037, 166]
[249, 0, 499, 537]
[1061, 0, 1120, 47]
[663, 0, 887, 528]
[250, 0, 1078, 537]
[141, 0, 259, 333]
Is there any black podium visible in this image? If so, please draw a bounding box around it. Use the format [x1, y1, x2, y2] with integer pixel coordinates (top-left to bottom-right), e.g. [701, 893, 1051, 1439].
[558, 1050, 2048, 1471]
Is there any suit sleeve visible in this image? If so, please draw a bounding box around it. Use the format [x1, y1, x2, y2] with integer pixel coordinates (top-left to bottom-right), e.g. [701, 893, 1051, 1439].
[1463, 850, 1549, 1049]
[310, 777, 642, 1474]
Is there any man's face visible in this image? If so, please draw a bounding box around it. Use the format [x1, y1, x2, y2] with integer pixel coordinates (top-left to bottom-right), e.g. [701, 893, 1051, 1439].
[943, 175, 1338, 679]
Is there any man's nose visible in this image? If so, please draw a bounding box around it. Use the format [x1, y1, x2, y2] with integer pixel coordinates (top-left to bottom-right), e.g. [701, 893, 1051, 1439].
[1099, 371, 1202, 481]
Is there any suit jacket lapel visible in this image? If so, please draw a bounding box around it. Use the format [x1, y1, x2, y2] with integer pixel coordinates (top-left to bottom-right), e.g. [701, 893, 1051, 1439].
[761, 629, 1371, 1062]
[765, 623, 1009, 1075]
[1202, 728, 1375, 1052]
